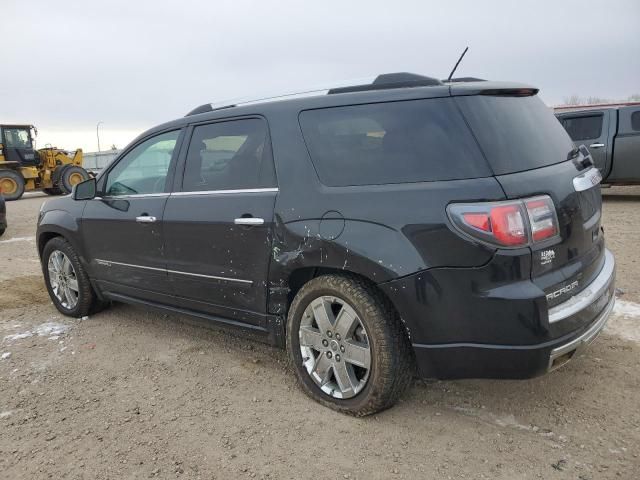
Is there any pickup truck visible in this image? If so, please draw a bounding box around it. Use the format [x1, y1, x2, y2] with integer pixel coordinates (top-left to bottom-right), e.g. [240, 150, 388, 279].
[555, 103, 640, 185]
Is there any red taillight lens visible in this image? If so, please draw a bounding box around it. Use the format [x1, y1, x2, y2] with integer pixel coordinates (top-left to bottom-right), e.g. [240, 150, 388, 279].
[462, 213, 490, 232]
[490, 205, 527, 246]
[448, 195, 559, 248]
[525, 198, 558, 242]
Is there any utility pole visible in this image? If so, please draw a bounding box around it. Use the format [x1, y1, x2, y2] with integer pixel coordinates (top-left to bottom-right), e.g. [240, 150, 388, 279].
[96, 121, 104, 152]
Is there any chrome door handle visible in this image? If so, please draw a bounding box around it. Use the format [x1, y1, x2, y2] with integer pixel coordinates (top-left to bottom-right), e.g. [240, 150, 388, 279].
[234, 217, 264, 226]
[136, 215, 157, 223]
[589, 143, 605, 149]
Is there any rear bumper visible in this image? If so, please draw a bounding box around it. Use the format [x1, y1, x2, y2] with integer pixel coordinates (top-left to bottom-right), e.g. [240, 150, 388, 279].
[382, 248, 616, 379]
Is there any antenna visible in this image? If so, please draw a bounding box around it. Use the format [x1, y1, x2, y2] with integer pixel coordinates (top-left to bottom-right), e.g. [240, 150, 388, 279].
[447, 47, 469, 82]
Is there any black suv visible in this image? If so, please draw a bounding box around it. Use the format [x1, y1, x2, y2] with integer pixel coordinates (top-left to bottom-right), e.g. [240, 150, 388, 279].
[37, 73, 615, 416]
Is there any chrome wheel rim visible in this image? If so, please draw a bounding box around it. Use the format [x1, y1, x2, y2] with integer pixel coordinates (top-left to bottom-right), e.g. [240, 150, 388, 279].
[47, 250, 79, 309]
[299, 296, 371, 399]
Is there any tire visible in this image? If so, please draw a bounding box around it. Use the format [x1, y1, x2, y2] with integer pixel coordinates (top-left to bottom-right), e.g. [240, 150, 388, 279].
[42, 237, 108, 317]
[0, 170, 25, 200]
[43, 187, 63, 195]
[59, 165, 90, 194]
[286, 274, 415, 416]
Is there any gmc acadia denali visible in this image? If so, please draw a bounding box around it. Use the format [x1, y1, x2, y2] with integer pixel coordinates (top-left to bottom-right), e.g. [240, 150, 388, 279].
[37, 73, 616, 415]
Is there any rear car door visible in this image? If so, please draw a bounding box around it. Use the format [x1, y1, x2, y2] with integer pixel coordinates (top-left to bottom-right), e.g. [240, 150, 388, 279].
[607, 106, 640, 182]
[163, 117, 278, 327]
[557, 111, 612, 176]
[82, 129, 183, 303]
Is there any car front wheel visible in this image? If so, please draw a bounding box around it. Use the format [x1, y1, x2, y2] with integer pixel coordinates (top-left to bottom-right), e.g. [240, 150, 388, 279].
[287, 274, 414, 416]
[42, 237, 107, 317]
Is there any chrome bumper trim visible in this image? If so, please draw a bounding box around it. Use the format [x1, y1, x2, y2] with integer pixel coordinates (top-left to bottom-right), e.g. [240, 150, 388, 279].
[548, 294, 615, 371]
[548, 249, 615, 324]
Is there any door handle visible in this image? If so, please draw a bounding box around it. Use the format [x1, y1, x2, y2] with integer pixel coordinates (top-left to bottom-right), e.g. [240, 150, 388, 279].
[589, 143, 605, 149]
[234, 217, 264, 226]
[136, 215, 157, 223]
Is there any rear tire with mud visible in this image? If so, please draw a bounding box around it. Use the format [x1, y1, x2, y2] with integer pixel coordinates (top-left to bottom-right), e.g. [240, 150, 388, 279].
[286, 274, 415, 416]
[59, 165, 90, 194]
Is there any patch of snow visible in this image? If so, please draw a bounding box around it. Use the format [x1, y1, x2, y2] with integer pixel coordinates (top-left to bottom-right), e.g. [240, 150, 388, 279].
[3, 321, 71, 344]
[452, 406, 535, 432]
[34, 322, 70, 338]
[606, 299, 640, 343]
[0, 236, 36, 244]
[1, 352, 11, 360]
[0, 411, 13, 419]
[3, 332, 33, 342]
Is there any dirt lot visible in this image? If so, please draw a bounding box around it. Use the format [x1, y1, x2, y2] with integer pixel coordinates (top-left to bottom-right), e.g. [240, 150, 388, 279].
[1, 189, 639, 480]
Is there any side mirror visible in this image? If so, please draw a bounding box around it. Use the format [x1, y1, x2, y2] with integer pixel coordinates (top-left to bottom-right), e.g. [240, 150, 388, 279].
[73, 178, 97, 200]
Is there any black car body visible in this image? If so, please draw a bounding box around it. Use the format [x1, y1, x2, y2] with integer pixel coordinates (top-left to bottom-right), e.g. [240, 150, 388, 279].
[37, 73, 615, 414]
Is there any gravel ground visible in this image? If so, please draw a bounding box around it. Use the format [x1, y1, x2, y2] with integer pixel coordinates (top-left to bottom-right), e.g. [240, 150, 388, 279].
[1, 189, 639, 480]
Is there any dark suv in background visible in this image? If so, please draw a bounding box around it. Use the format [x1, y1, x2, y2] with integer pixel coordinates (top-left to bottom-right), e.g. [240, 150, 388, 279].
[37, 73, 615, 415]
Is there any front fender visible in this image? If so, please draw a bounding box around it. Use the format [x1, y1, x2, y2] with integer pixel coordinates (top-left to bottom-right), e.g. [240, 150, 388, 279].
[37, 208, 86, 264]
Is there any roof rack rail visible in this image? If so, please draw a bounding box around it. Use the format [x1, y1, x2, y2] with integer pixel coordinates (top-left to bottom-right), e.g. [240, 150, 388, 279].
[186, 72, 445, 116]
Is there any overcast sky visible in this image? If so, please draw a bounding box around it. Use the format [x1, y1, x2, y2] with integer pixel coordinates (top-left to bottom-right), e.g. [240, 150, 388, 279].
[2, 0, 638, 152]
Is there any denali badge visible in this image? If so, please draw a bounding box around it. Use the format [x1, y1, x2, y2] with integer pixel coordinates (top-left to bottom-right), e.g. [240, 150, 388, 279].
[546, 280, 579, 301]
[540, 249, 555, 265]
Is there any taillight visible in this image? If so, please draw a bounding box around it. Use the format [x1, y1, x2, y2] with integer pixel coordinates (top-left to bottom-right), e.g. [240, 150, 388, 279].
[448, 195, 559, 248]
[525, 197, 558, 241]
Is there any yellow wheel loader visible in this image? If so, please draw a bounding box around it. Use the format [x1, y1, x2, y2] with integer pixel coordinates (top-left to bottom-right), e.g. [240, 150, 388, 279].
[0, 124, 90, 200]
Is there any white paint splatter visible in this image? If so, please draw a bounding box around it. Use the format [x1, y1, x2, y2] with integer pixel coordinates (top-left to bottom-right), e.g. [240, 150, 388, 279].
[0, 236, 35, 244]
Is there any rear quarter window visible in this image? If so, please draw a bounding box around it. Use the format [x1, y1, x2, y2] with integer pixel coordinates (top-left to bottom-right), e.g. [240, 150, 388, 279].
[299, 98, 490, 187]
[456, 95, 576, 175]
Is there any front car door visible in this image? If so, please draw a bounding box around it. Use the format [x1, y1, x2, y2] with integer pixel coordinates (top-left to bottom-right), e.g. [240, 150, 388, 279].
[82, 129, 183, 303]
[163, 117, 277, 327]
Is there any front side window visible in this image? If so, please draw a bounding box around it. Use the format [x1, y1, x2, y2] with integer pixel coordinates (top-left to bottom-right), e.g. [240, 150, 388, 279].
[560, 114, 603, 141]
[182, 118, 276, 191]
[3, 128, 32, 149]
[105, 130, 180, 196]
[299, 98, 490, 187]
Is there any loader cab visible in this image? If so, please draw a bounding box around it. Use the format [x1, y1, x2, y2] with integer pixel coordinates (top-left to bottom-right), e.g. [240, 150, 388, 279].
[0, 125, 39, 166]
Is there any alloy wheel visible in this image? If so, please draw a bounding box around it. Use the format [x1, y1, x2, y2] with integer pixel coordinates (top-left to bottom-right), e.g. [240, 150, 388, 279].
[47, 250, 79, 309]
[298, 296, 372, 399]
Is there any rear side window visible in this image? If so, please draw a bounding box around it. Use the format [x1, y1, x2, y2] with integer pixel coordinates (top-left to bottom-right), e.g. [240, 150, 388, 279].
[182, 118, 276, 192]
[456, 95, 576, 175]
[299, 98, 490, 186]
[632, 111, 640, 132]
[559, 114, 603, 141]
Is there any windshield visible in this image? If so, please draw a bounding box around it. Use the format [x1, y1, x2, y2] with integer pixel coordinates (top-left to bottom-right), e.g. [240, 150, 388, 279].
[455, 95, 575, 175]
[3, 128, 33, 149]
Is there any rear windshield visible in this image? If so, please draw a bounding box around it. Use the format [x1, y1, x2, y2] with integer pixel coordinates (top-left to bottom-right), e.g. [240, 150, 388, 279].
[456, 95, 575, 175]
[299, 98, 491, 186]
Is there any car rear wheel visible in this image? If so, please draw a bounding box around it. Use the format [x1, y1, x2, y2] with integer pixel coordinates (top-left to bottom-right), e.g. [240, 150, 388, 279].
[286, 274, 414, 416]
[0, 170, 25, 201]
[42, 237, 108, 317]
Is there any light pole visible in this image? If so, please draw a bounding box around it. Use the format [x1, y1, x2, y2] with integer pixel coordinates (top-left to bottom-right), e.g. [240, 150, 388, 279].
[96, 121, 104, 152]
